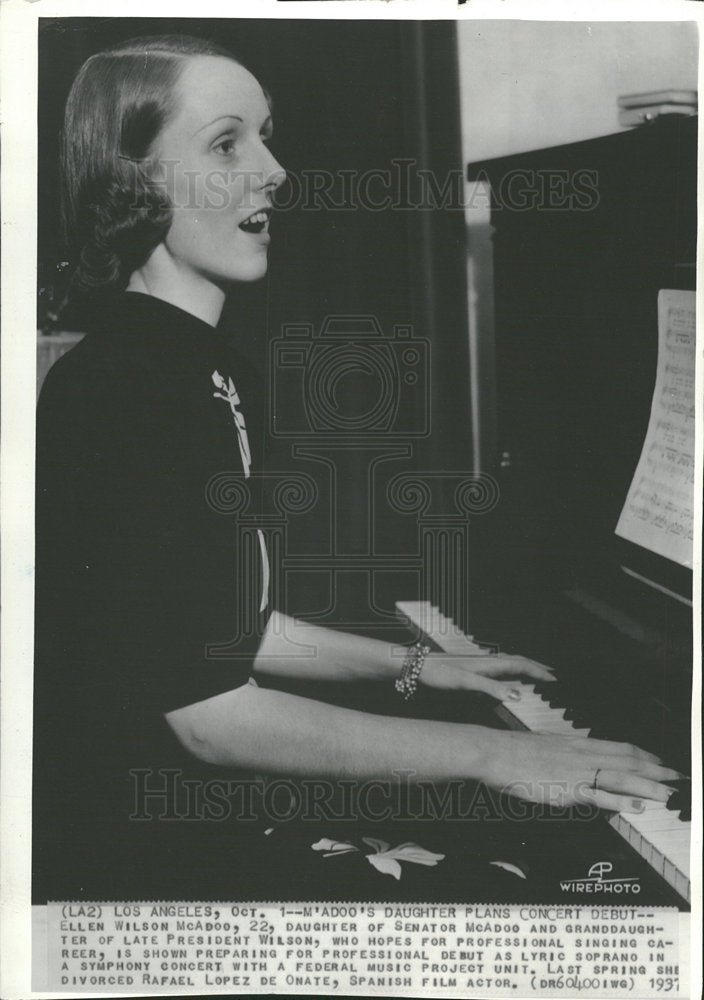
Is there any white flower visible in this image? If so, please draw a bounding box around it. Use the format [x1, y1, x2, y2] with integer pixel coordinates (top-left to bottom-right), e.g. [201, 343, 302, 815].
[362, 838, 445, 881]
[310, 835, 445, 880]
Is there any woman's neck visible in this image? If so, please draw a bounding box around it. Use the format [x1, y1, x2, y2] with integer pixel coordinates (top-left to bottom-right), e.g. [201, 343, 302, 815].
[127, 247, 226, 328]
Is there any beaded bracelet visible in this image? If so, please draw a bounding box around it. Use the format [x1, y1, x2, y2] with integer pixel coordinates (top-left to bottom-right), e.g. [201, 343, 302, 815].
[395, 642, 431, 700]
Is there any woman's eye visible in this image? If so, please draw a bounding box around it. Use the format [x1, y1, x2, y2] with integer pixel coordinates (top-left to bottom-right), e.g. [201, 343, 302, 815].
[213, 137, 237, 157]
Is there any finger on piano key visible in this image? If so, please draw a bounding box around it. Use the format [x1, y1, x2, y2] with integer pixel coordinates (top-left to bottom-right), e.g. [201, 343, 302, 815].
[629, 805, 683, 830]
[583, 788, 650, 814]
[595, 772, 677, 805]
[583, 738, 665, 766]
[478, 654, 557, 682]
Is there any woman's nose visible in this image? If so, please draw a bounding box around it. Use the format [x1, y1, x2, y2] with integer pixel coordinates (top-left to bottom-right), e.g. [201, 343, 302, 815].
[261, 149, 286, 194]
[266, 157, 286, 192]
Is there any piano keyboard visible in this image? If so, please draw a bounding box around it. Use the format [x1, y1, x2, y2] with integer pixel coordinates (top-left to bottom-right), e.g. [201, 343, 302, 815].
[396, 599, 691, 904]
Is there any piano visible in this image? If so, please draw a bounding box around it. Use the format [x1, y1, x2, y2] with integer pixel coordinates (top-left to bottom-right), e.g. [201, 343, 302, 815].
[397, 116, 697, 909]
[396, 600, 691, 905]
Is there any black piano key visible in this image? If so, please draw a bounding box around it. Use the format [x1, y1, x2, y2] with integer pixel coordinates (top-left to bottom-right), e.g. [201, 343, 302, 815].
[563, 706, 584, 722]
[536, 682, 567, 704]
[670, 777, 692, 794]
[436, 590, 690, 773]
[570, 714, 592, 729]
[528, 674, 687, 774]
[535, 680, 576, 710]
[665, 779, 691, 821]
[586, 725, 611, 741]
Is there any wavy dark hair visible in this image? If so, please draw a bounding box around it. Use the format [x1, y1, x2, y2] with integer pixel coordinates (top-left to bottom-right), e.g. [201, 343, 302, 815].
[61, 34, 244, 290]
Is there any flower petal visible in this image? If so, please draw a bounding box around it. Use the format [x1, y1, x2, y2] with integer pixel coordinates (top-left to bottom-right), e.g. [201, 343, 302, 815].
[311, 838, 338, 852]
[311, 838, 358, 854]
[385, 843, 445, 866]
[361, 837, 389, 854]
[367, 855, 402, 880]
[489, 860, 527, 879]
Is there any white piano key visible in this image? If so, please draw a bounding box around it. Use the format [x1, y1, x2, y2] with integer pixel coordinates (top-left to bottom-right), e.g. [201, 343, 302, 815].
[643, 826, 690, 858]
[642, 839, 666, 875]
[645, 833, 689, 888]
[667, 845, 691, 877]
[611, 813, 690, 885]
[507, 698, 546, 714]
[512, 711, 575, 732]
[629, 806, 685, 831]
[537, 721, 582, 734]
[675, 870, 691, 903]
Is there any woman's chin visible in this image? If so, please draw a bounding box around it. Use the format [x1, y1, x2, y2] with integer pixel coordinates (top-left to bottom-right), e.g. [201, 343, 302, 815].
[223, 256, 269, 285]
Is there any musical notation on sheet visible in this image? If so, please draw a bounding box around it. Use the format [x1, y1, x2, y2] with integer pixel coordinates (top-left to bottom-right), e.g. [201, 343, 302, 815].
[615, 289, 695, 568]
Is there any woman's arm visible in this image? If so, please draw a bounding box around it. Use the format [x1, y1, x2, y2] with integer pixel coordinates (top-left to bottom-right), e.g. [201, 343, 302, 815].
[252, 611, 400, 684]
[253, 611, 555, 700]
[165, 683, 680, 811]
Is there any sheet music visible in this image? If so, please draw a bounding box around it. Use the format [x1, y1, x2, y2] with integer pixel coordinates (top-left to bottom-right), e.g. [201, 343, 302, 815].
[615, 288, 695, 568]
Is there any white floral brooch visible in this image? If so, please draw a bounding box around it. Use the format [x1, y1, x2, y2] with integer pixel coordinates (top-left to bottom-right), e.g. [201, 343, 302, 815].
[212, 369, 252, 479]
[212, 369, 269, 612]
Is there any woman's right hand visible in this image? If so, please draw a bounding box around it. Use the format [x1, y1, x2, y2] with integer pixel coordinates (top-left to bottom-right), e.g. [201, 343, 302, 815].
[481, 730, 682, 813]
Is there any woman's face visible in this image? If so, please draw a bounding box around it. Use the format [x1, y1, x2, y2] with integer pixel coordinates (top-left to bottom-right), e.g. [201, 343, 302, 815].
[152, 56, 286, 286]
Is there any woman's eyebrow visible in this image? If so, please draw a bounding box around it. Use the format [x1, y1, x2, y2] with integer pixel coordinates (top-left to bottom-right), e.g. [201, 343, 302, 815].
[191, 114, 244, 137]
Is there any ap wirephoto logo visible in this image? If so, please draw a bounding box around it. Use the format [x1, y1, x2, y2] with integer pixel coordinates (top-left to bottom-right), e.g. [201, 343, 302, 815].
[560, 862, 641, 895]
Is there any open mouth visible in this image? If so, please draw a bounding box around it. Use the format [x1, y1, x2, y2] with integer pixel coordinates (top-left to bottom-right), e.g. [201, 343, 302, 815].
[238, 208, 271, 234]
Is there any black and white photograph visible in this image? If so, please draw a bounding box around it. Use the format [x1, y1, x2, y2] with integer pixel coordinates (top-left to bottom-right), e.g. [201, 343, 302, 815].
[0, 2, 701, 997]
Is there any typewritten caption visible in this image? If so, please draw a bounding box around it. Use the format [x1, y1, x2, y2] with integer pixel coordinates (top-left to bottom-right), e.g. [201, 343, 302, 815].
[45, 902, 682, 995]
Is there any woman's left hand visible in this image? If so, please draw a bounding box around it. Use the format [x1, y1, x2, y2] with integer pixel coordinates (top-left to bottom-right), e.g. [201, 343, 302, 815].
[420, 652, 555, 701]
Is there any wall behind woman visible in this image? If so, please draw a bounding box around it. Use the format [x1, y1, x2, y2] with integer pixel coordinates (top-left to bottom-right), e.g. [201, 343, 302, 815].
[457, 20, 698, 163]
[38, 18, 470, 628]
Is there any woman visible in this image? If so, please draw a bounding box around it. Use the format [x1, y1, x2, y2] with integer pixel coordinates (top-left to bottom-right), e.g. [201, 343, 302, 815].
[34, 34, 679, 902]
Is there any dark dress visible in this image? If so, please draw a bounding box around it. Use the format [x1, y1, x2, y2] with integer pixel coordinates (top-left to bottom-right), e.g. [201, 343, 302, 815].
[33, 291, 270, 901]
[32, 291, 560, 904]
